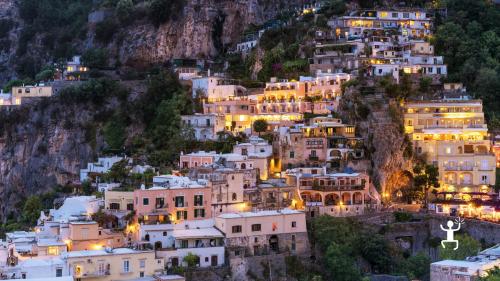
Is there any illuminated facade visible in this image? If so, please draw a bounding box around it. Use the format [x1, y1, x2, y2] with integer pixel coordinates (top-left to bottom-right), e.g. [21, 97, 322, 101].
[133, 176, 212, 223]
[285, 167, 381, 217]
[63, 248, 163, 281]
[274, 117, 364, 170]
[331, 10, 432, 39]
[404, 99, 496, 194]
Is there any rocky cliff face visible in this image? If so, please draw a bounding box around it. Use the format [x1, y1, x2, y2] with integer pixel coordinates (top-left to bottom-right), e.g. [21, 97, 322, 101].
[0, 0, 20, 83]
[0, 97, 103, 221]
[111, 0, 302, 68]
[339, 89, 414, 196]
[0, 0, 304, 81]
[0, 0, 302, 220]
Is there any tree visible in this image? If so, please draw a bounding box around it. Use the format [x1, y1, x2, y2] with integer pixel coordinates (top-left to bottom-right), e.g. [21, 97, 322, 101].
[479, 266, 500, 281]
[253, 119, 268, 135]
[183, 252, 199, 267]
[439, 234, 481, 260]
[395, 252, 431, 280]
[356, 233, 393, 273]
[324, 243, 362, 281]
[22, 196, 43, 225]
[413, 164, 439, 206]
[82, 48, 108, 69]
[103, 114, 126, 151]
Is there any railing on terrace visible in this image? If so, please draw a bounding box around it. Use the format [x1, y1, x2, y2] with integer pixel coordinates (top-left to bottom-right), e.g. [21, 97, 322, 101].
[312, 184, 365, 191]
[443, 166, 473, 171]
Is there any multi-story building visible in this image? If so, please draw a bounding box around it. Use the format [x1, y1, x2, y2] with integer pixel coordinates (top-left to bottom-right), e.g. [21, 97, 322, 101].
[285, 167, 381, 217]
[64, 56, 89, 80]
[104, 191, 133, 211]
[330, 9, 432, 39]
[187, 158, 259, 216]
[309, 42, 363, 75]
[274, 116, 364, 170]
[232, 136, 273, 180]
[214, 209, 308, 257]
[404, 96, 496, 194]
[133, 176, 212, 223]
[191, 76, 246, 100]
[181, 113, 225, 141]
[62, 248, 163, 281]
[203, 97, 302, 134]
[155, 220, 225, 268]
[244, 179, 299, 210]
[65, 221, 125, 251]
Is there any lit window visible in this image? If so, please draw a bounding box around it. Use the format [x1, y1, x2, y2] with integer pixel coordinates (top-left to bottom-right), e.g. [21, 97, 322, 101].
[47, 246, 59, 255]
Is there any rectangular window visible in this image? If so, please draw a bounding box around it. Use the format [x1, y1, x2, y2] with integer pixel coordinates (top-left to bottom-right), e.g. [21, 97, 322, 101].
[143, 198, 149, 206]
[232, 225, 242, 233]
[140, 259, 146, 268]
[47, 246, 59, 255]
[123, 260, 130, 273]
[290, 151, 295, 158]
[181, 240, 188, 248]
[176, 210, 188, 220]
[155, 197, 164, 208]
[251, 224, 261, 232]
[194, 208, 205, 218]
[194, 195, 203, 206]
[175, 196, 184, 207]
[56, 268, 63, 277]
[291, 221, 297, 228]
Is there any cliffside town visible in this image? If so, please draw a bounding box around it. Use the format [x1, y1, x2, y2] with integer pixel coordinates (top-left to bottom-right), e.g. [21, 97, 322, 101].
[0, 1, 499, 281]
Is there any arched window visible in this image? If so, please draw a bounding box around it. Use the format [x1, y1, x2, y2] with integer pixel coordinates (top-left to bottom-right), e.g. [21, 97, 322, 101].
[241, 163, 246, 169]
[144, 234, 150, 241]
[232, 193, 237, 201]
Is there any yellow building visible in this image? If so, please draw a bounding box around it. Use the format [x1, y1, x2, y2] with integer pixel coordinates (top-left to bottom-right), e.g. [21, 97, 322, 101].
[104, 191, 134, 212]
[404, 99, 496, 193]
[67, 221, 125, 251]
[63, 248, 163, 281]
[12, 85, 52, 98]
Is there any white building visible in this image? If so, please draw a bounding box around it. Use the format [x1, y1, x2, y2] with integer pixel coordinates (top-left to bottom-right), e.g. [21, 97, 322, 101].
[97, 182, 121, 193]
[430, 244, 500, 281]
[191, 76, 246, 100]
[181, 113, 226, 141]
[79, 156, 124, 182]
[45, 196, 103, 223]
[0, 257, 68, 280]
[156, 220, 225, 268]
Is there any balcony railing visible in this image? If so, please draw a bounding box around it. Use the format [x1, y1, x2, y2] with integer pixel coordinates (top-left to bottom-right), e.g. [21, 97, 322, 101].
[78, 270, 110, 278]
[308, 155, 319, 161]
[443, 166, 473, 171]
[313, 184, 364, 191]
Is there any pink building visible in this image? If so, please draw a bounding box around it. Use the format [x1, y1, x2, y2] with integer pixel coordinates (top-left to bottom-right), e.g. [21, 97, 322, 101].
[134, 176, 212, 223]
[179, 151, 218, 169]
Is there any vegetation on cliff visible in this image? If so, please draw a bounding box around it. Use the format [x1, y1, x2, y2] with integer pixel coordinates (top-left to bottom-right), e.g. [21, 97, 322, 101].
[433, 0, 500, 124]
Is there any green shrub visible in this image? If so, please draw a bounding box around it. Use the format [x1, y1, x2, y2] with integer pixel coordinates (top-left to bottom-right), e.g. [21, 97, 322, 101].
[393, 211, 413, 222]
[82, 48, 108, 69]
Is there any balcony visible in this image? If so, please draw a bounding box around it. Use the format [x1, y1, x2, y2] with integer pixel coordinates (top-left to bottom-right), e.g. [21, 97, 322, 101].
[78, 270, 110, 278]
[443, 166, 473, 171]
[308, 155, 319, 161]
[313, 184, 364, 192]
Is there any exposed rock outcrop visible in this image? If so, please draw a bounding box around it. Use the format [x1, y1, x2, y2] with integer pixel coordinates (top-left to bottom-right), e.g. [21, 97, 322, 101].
[339, 89, 414, 195]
